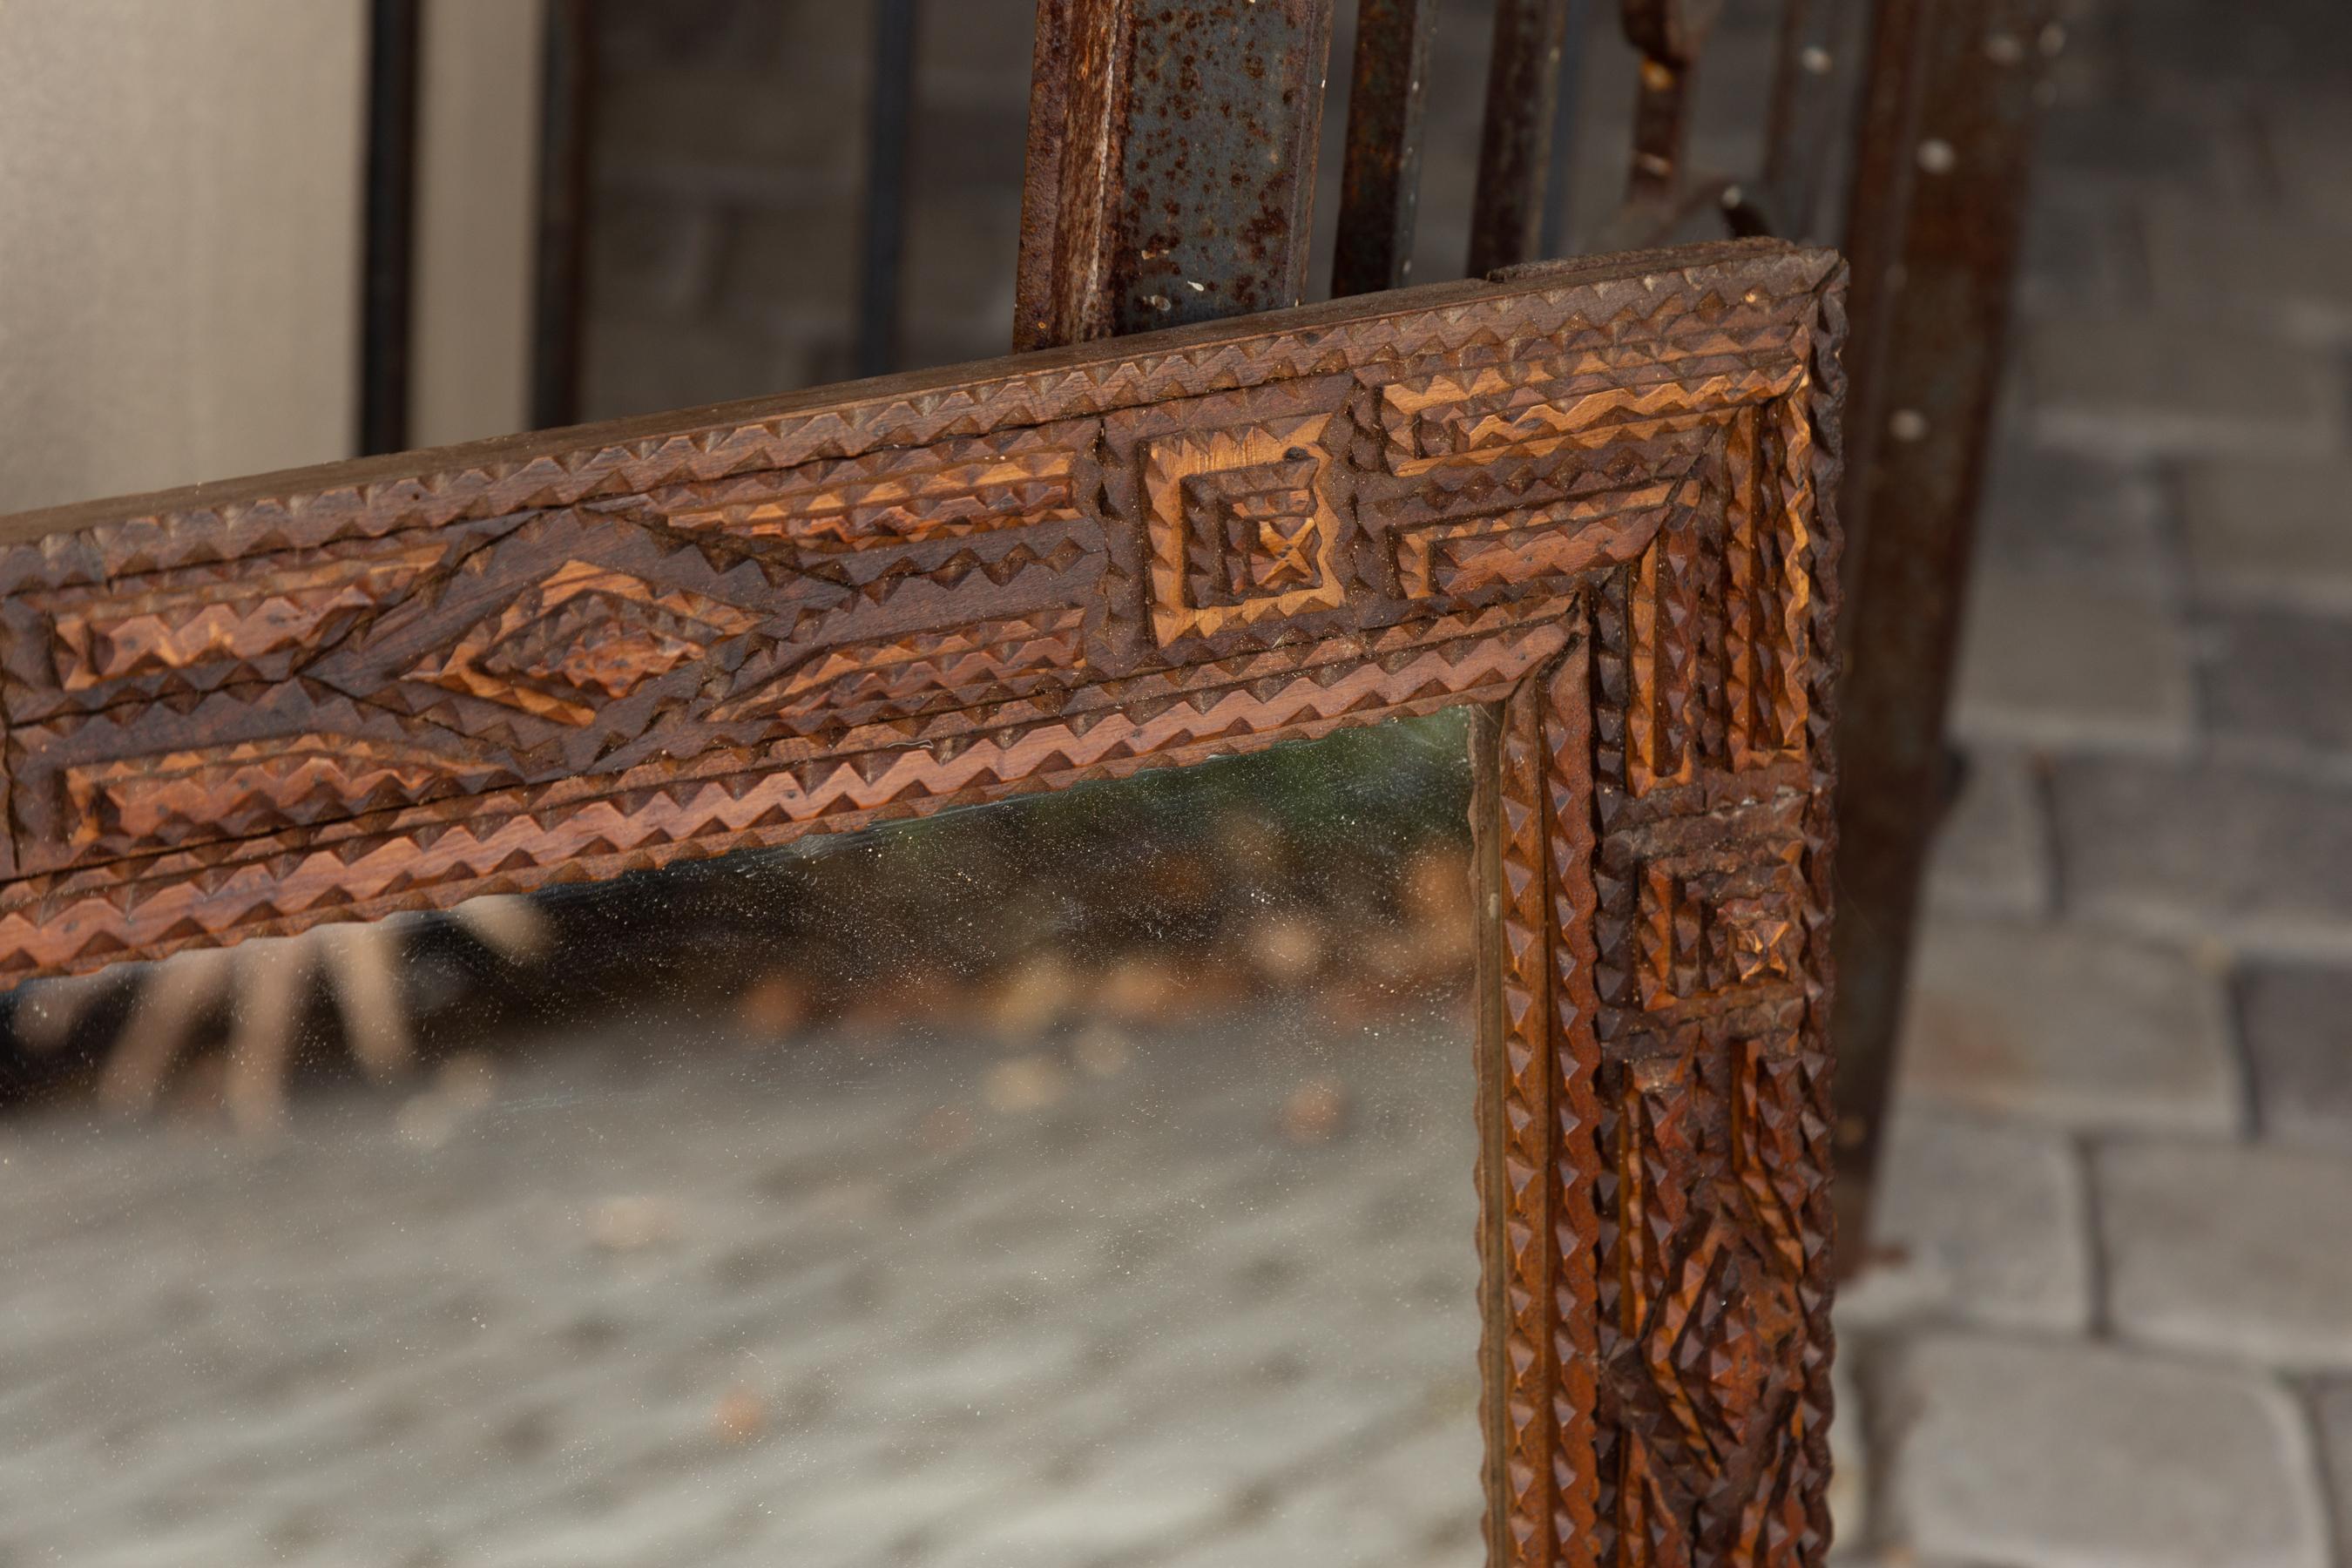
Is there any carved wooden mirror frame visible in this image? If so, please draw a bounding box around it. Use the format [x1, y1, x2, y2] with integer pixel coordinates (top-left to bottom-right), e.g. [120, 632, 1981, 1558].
[0, 240, 1843, 1565]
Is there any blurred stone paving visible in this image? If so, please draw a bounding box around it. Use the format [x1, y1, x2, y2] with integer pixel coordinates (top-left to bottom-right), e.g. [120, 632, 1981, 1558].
[0, 1004, 1484, 1567]
[1834, 0, 2352, 1564]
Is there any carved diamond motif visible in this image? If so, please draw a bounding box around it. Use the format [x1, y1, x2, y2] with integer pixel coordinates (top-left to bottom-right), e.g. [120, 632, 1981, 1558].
[1616, 1032, 1813, 1517]
[407, 561, 759, 727]
[1639, 1204, 1806, 1470]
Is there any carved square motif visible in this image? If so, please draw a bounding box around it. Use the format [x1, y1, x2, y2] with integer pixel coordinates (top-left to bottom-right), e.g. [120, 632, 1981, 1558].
[1179, 456, 1323, 602]
[1140, 414, 1344, 643]
[1635, 838, 1805, 1013]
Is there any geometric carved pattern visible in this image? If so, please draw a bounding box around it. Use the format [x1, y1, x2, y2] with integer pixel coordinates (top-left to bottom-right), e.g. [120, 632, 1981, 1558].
[1615, 402, 1815, 802]
[659, 424, 1088, 550]
[1636, 833, 1806, 1013]
[31, 543, 446, 706]
[1454, 251, 1842, 1568]
[1392, 484, 1680, 602]
[1607, 1025, 1815, 1565]
[1376, 355, 1800, 478]
[709, 609, 1088, 732]
[1574, 375, 1834, 1558]
[403, 561, 762, 727]
[0, 242, 1847, 1568]
[1186, 452, 1323, 597]
[62, 737, 516, 857]
[0, 532, 482, 719]
[1134, 397, 1348, 644]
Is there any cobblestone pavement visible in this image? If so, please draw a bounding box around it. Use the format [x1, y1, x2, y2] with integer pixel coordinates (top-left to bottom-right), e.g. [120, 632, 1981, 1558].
[1839, 0, 2352, 1562]
[0, 1001, 1483, 1567]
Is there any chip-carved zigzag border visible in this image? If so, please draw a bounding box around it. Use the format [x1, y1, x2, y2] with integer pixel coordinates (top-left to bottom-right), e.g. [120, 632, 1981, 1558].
[0, 239, 1848, 1568]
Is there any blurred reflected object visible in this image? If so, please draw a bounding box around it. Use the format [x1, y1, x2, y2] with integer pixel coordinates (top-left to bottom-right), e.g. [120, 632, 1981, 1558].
[733, 970, 810, 1038]
[984, 1052, 1073, 1114]
[1071, 1023, 1134, 1079]
[1280, 1076, 1352, 1146]
[589, 1193, 680, 1253]
[12, 893, 548, 1133]
[988, 954, 1082, 1044]
[1250, 913, 1328, 986]
[1093, 953, 1189, 1024]
[713, 1385, 768, 1445]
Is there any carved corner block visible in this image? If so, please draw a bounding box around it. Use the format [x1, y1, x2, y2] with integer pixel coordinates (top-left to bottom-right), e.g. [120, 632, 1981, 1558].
[0, 238, 1847, 1568]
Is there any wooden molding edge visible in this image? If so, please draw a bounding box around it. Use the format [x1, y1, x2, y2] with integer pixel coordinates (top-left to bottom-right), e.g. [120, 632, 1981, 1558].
[0, 235, 1847, 1565]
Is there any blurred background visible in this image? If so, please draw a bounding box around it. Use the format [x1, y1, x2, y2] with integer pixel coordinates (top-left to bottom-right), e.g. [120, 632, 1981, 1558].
[1, 0, 2349, 1565]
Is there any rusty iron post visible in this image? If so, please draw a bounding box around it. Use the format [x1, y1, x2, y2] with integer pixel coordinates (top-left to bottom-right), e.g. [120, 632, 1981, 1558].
[1014, 0, 1337, 350]
[1331, 0, 1439, 298]
[1830, 0, 2060, 1273]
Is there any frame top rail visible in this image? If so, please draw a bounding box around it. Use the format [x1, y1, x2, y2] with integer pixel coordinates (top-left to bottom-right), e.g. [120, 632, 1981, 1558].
[0, 240, 1840, 989]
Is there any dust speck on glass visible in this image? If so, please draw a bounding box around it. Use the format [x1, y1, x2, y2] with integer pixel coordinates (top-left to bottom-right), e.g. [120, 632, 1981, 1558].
[0, 714, 1483, 1565]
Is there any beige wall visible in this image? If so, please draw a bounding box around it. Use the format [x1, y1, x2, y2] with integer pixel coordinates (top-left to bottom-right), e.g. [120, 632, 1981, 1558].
[0, 0, 368, 514]
[0, 0, 544, 517]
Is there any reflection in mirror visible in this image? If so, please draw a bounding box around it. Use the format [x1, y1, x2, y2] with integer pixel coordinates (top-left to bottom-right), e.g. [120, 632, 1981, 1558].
[0, 713, 1484, 1566]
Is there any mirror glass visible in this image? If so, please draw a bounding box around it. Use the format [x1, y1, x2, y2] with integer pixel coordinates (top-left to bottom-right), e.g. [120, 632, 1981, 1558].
[1, 714, 1483, 1568]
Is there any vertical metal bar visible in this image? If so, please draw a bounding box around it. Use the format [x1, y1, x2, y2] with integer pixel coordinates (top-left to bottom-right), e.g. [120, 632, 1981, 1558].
[1756, 0, 1871, 241]
[1331, 0, 1438, 298]
[855, 0, 920, 378]
[1534, 0, 1592, 260]
[1829, 0, 2058, 1274]
[530, 0, 594, 431]
[1015, 0, 1338, 351]
[359, 0, 422, 456]
[1467, 0, 1572, 275]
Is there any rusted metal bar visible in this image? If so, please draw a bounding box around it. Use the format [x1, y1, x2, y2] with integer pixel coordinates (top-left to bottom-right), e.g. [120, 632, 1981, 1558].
[530, 0, 594, 430]
[855, 0, 920, 377]
[1014, 0, 1337, 350]
[1830, 0, 2059, 1274]
[1013, 0, 1127, 349]
[359, 0, 422, 455]
[1467, 0, 1572, 275]
[1331, 0, 1438, 298]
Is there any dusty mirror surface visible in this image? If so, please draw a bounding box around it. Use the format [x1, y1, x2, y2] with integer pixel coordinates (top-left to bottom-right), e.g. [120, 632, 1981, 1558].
[0, 713, 1482, 1567]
